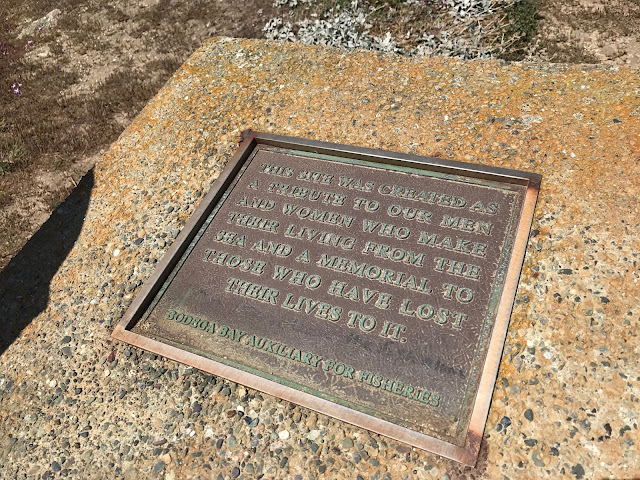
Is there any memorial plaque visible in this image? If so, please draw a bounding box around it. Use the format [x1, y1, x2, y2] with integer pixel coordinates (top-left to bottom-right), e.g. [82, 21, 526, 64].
[113, 132, 540, 465]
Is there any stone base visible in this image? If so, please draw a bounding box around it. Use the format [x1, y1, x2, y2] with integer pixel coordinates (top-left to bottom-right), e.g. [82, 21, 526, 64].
[0, 38, 638, 478]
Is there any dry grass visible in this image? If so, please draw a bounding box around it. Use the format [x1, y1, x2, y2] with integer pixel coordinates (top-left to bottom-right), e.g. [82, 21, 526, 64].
[0, 0, 272, 268]
[0, 13, 175, 179]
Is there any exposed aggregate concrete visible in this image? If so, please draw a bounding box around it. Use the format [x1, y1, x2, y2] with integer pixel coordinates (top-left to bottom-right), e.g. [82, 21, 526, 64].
[1, 38, 639, 479]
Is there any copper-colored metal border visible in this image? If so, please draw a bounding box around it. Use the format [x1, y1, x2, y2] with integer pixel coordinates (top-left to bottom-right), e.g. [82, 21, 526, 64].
[112, 131, 540, 466]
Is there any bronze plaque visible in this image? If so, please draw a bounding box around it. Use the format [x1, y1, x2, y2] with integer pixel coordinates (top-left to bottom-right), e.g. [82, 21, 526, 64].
[113, 132, 540, 465]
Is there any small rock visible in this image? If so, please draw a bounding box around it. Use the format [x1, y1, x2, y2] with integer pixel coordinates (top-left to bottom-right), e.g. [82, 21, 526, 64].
[524, 409, 534, 421]
[51, 461, 61, 472]
[27, 466, 40, 476]
[60, 336, 71, 344]
[532, 450, 545, 467]
[499, 416, 512, 429]
[278, 430, 290, 440]
[24, 413, 38, 423]
[571, 464, 585, 479]
[341, 437, 354, 449]
[153, 461, 165, 474]
[231, 467, 240, 478]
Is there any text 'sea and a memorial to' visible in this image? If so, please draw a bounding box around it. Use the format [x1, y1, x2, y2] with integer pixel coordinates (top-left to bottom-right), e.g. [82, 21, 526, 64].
[113, 132, 540, 465]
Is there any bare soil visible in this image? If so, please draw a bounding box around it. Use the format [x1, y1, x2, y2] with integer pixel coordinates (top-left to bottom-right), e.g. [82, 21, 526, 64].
[0, 0, 638, 270]
[0, 0, 276, 269]
[529, 0, 640, 66]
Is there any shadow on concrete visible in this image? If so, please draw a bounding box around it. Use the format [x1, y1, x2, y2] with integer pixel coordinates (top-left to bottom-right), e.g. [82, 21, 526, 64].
[0, 169, 94, 355]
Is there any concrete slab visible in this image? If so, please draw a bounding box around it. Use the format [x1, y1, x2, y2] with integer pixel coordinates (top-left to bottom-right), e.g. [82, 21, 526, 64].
[0, 37, 638, 478]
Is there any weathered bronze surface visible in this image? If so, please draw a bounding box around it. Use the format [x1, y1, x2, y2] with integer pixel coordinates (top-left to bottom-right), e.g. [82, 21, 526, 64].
[113, 132, 540, 465]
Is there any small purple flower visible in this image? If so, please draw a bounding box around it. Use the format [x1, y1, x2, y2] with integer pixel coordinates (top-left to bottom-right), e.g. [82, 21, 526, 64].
[10, 82, 22, 95]
[26, 40, 34, 46]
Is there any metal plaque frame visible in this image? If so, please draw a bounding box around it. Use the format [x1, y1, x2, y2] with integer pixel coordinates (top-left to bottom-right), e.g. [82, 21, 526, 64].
[113, 131, 540, 465]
